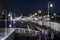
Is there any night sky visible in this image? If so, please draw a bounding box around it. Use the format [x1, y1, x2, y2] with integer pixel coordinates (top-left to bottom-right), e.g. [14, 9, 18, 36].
[1, 0, 60, 15]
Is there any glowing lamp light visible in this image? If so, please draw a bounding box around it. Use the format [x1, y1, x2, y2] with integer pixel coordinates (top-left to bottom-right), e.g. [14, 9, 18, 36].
[50, 3, 53, 7]
[9, 24, 12, 28]
[35, 13, 37, 15]
[33, 15, 34, 16]
[54, 13, 56, 16]
[38, 10, 41, 13]
[47, 15, 49, 17]
[10, 16, 12, 20]
[8, 14, 11, 17]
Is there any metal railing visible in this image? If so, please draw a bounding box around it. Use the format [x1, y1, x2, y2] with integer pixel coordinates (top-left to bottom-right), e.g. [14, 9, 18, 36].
[16, 28, 40, 36]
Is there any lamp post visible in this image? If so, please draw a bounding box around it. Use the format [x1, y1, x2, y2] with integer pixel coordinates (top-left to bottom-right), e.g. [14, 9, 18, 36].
[48, 2, 53, 27]
[35, 13, 37, 16]
[8, 12, 13, 28]
[53, 13, 56, 16]
[48, 2, 53, 20]
[2, 9, 7, 36]
[53, 13, 56, 21]
[38, 10, 41, 17]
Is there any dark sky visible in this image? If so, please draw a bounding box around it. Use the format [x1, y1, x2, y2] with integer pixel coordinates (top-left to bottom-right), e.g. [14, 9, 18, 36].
[1, 0, 60, 15]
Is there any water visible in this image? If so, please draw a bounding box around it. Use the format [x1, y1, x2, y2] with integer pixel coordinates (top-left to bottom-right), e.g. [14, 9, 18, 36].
[14, 33, 37, 40]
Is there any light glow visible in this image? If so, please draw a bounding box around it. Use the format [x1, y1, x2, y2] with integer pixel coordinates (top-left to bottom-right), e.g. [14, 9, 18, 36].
[38, 10, 41, 13]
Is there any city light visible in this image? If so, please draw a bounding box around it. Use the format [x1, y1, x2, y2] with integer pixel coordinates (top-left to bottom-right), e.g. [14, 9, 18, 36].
[27, 24, 31, 31]
[15, 17, 21, 21]
[10, 16, 12, 20]
[47, 14, 49, 17]
[32, 15, 35, 17]
[38, 10, 41, 13]
[39, 16, 42, 19]
[48, 2, 53, 21]
[2, 12, 5, 15]
[38, 10, 41, 17]
[0, 16, 2, 18]
[54, 13, 56, 16]
[26, 18, 29, 19]
[51, 16, 54, 19]
[34, 13, 37, 15]
[0, 0, 60, 40]
[8, 14, 11, 17]
[9, 24, 12, 28]
[50, 3, 53, 7]
[48, 2, 53, 14]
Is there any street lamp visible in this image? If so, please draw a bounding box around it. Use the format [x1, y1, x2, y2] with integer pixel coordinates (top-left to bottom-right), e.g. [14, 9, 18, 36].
[38, 10, 41, 13]
[9, 24, 12, 28]
[48, 2, 53, 27]
[53, 13, 56, 16]
[50, 3, 53, 7]
[8, 14, 11, 17]
[53, 13, 56, 21]
[48, 2, 53, 18]
[38, 10, 41, 17]
[34, 13, 37, 16]
[2, 9, 7, 36]
[9, 12, 13, 28]
[8, 13, 12, 20]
